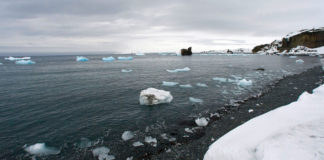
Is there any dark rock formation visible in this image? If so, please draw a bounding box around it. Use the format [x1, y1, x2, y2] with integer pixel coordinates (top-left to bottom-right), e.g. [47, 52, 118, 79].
[227, 49, 233, 54]
[181, 47, 192, 56]
[255, 68, 265, 71]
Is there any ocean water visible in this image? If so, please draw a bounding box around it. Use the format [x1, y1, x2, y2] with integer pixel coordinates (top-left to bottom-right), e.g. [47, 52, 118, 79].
[0, 54, 321, 159]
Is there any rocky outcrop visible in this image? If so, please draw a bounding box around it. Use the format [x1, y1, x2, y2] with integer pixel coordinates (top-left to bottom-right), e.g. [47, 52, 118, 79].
[181, 47, 193, 56]
[252, 28, 324, 54]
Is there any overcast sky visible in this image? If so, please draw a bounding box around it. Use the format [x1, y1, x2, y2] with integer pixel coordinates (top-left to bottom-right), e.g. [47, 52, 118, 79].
[0, 0, 323, 54]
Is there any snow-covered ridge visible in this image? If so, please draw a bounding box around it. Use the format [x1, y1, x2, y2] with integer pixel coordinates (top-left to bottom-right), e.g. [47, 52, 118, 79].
[204, 84, 324, 160]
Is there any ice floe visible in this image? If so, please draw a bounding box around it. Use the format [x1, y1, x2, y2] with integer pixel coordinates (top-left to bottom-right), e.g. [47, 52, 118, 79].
[121, 69, 133, 73]
[144, 136, 157, 147]
[5, 56, 31, 61]
[15, 60, 36, 65]
[237, 79, 252, 87]
[195, 117, 209, 127]
[121, 131, 134, 141]
[135, 53, 145, 56]
[179, 84, 193, 88]
[248, 109, 254, 113]
[0, 63, 3, 65]
[117, 56, 133, 60]
[196, 83, 208, 87]
[166, 67, 190, 73]
[295, 59, 304, 64]
[132, 141, 144, 147]
[102, 56, 115, 62]
[212, 77, 227, 82]
[189, 97, 203, 103]
[76, 56, 89, 62]
[126, 156, 133, 160]
[204, 84, 324, 160]
[185, 128, 194, 133]
[92, 147, 115, 160]
[162, 81, 179, 87]
[139, 88, 173, 105]
[289, 56, 297, 58]
[24, 143, 60, 155]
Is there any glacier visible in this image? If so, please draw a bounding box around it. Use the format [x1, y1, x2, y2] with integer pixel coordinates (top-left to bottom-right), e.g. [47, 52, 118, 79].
[139, 88, 173, 105]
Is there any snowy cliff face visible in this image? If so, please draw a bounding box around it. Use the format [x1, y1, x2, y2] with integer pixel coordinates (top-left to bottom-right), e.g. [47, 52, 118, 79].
[252, 27, 324, 55]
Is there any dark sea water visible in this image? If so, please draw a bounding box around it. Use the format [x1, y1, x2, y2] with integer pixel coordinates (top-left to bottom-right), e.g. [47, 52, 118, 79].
[0, 54, 321, 159]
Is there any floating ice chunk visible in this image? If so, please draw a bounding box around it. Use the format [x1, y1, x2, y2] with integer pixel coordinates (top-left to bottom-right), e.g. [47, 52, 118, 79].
[237, 79, 252, 87]
[189, 97, 203, 103]
[161, 133, 168, 140]
[179, 84, 192, 88]
[195, 117, 209, 127]
[15, 60, 35, 65]
[135, 53, 145, 56]
[212, 77, 227, 82]
[126, 156, 133, 160]
[139, 88, 173, 105]
[144, 136, 157, 147]
[76, 56, 89, 62]
[227, 79, 238, 83]
[162, 81, 179, 87]
[79, 137, 94, 148]
[289, 56, 297, 58]
[185, 128, 193, 133]
[117, 56, 133, 60]
[166, 67, 190, 73]
[132, 141, 144, 147]
[248, 109, 254, 113]
[196, 83, 208, 87]
[92, 147, 115, 160]
[0, 63, 3, 65]
[102, 56, 115, 62]
[121, 131, 134, 141]
[5, 56, 31, 61]
[295, 59, 304, 64]
[121, 69, 133, 73]
[24, 143, 60, 155]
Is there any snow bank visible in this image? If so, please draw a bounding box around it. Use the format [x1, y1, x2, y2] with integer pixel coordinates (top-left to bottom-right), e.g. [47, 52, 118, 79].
[204, 84, 324, 160]
[102, 56, 115, 62]
[139, 88, 173, 105]
[121, 69, 132, 73]
[296, 59, 304, 64]
[121, 131, 134, 141]
[76, 56, 89, 62]
[5, 56, 31, 61]
[15, 60, 35, 65]
[189, 97, 203, 103]
[117, 56, 133, 60]
[162, 81, 179, 87]
[24, 143, 60, 155]
[166, 67, 190, 73]
[195, 117, 209, 127]
[237, 79, 252, 87]
[92, 147, 115, 160]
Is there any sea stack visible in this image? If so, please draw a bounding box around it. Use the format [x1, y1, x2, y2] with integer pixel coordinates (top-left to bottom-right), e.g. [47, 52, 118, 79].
[181, 47, 193, 56]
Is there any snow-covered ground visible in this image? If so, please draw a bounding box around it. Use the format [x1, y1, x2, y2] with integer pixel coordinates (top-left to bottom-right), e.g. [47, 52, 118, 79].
[204, 84, 324, 160]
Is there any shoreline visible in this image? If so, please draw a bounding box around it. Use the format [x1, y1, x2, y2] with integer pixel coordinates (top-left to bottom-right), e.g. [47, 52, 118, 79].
[150, 66, 324, 160]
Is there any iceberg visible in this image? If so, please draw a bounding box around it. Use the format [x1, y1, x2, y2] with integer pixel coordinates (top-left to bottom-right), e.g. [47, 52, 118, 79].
[237, 79, 252, 87]
[144, 136, 157, 147]
[132, 141, 144, 147]
[15, 60, 35, 65]
[179, 84, 193, 88]
[295, 59, 304, 64]
[135, 53, 145, 56]
[212, 77, 227, 82]
[185, 128, 194, 133]
[121, 69, 133, 73]
[196, 83, 208, 87]
[24, 143, 60, 155]
[117, 56, 133, 60]
[204, 84, 324, 160]
[5, 56, 31, 61]
[0, 63, 3, 65]
[248, 109, 254, 113]
[162, 81, 179, 87]
[121, 131, 134, 141]
[189, 97, 203, 103]
[166, 67, 191, 73]
[76, 56, 89, 62]
[289, 56, 297, 58]
[102, 56, 115, 62]
[139, 88, 173, 105]
[195, 117, 209, 127]
[92, 147, 115, 160]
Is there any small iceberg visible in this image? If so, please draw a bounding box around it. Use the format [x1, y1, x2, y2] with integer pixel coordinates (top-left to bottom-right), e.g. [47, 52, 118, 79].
[92, 147, 115, 160]
[289, 56, 297, 58]
[5, 56, 31, 61]
[135, 53, 145, 56]
[121, 131, 134, 141]
[24, 143, 60, 155]
[132, 141, 144, 147]
[185, 128, 194, 133]
[15, 60, 35, 65]
[76, 56, 89, 62]
[248, 109, 254, 113]
[102, 56, 115, 62]
[196, 83, 208, 87]
[0, 63, 3, 65]
[139, 88, 173, 105]
[179, 84, 193, 88]
[212, 77, 227, 82]
[162, 81, 179, 87]
[296, 59, 304, 64]
[117, 56, 133, 60]
[189, 97, 203, 103]
[166, 67, 190, 73]
[237, 79, 252, 87]
[144, 136, 157, 147]
[195, 117, 209, 127]
[121, 69, 133, 73]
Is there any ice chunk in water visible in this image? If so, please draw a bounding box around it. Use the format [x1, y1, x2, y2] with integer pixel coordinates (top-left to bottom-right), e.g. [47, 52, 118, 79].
[237, 79, 252, 87]
[121, 131, 134, 141]
[248, 109, 254, 113]
[76, 56, 89, 62]
[195, 117, 209, 127]
[196, 83, 208, 87]
[126, 156, 133, 160]
[144, 136, 157, 147]
[185, 128, 193, 133]
[296, 59, 304, 64]
[179, 84, 192, 88]
[102, 56, 115, 62]
[0, 63, 3, 65]
[92, 147, 115, 160]
[189, 97, 203, 103]
[117, 56, 133, 60]
[289, 56, 297, 58]
[166, 67, 190, 73]
[212, 77, 227, 82]
[24, 143, 60, 155]
[15, 60, 35, 65]
[121, 69, 133, 73]
[162, 81, 179, 87]
[139, 88, 173, 105]
[135, 53, 145, 56]
[132, 141, 144, 147]
[5, 56, 31, 61]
